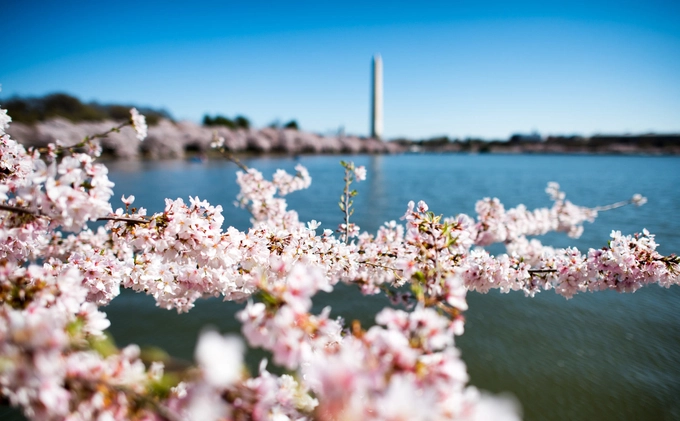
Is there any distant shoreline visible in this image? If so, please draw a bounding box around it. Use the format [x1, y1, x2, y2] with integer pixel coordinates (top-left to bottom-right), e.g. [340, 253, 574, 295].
[398, 136, 680, 156]
[8, 117, 679, 159]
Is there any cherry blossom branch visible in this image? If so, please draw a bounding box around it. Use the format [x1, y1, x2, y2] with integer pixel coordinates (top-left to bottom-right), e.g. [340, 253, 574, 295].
[81, 122, 130, 144]
[1, 203, 149, 224]
[32, 108, 146, 158]
[339, 162, 353, 242]
[2, 94, 677, 421]
[211, 137, 250, 171]
[591, 194, 647, 211]
[221, 150, 249, 171]
[359, 261, 402, 272]
[97, 215, 150, 224]
[337, 161, 364, 242]
[0, 203, 39, 215]
[35, 122, 129, 155]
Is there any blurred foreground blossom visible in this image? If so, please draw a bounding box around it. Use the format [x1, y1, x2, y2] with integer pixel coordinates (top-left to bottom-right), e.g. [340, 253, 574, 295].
[631, 193, 647, 206]
[354, 165, 367, 181]
[195, 330, 244, 388]
[0, 108, 10, 129]
[129, 107, 147, 141]
[210, 130, 225, 149]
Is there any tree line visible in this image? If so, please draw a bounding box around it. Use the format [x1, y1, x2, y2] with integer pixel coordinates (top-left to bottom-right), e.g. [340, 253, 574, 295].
[1, 92, 302, 131]
[203, 114, 299, 131]
[1, 93, 173, 126]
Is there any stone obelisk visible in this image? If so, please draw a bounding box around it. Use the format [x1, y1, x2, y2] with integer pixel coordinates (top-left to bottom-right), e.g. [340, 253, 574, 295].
[371, 54, 383, 139]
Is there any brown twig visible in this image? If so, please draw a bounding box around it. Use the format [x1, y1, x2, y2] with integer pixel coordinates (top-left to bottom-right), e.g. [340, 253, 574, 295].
[591, 197, 642, 212]
[35, 122, 129, 155]
[0, 203, 39, 215]
[218, 149, 249, 171]
[1, 203, 149, 225]
[339, 164, 353, 243]
[358, 261, 401, 272]
[97, 216, 150, 224]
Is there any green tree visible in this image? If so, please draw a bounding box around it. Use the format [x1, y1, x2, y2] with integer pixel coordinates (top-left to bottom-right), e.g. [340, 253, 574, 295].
[203, 114, 237, 129]
[283, 120, 299, 130]
[234, 115, 250, 130]
[2, 93, 171, 125]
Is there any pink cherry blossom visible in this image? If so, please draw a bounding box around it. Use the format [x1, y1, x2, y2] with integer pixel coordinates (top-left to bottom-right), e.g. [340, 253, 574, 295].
[0, 103, 677, 421]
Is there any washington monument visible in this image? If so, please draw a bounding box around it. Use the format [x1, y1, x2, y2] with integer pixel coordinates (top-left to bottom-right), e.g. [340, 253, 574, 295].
[371, 54, 383, 139]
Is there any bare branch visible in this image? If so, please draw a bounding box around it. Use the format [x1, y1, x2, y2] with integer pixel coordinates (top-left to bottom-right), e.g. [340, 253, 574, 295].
[97, 216, 150, 225]
[35, 122, 129, 155]
[359, 261, 401, 272]
[218, 148, 249, 171]
[1, 203, 149, 225]
[0, 203, 39, 215]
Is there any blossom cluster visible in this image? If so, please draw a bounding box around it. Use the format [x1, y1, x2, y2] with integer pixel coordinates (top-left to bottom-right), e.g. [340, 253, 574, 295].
[1, 101, 678, 421]
[129, 108, 147, 141]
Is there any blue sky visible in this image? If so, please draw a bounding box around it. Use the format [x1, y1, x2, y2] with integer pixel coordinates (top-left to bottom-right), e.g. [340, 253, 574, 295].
[3, 0, 679, 139]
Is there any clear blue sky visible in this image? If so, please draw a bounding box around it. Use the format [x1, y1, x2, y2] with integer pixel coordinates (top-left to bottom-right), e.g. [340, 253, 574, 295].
[3, 0, 679, 139]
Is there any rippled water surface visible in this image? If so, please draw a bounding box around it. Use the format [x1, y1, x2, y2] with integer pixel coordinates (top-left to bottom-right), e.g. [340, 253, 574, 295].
[6, 154, 678, 420]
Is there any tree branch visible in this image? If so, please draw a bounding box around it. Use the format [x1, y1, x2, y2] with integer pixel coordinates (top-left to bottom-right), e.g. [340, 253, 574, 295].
[217, 148, 249, 171]
[0, 203, 39, 215]
[97, 216, 150, 224]
[1, 203, 149, 224]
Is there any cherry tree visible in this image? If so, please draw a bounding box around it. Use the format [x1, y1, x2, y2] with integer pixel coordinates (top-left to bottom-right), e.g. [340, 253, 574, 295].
[1, 104, 678, 421]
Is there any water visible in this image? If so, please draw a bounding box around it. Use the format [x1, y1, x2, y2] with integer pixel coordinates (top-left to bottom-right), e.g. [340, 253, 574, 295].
[4, 153, 679, 420]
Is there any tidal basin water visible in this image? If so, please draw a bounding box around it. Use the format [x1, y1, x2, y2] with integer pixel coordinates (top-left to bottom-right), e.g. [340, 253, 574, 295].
[97, 154, 680, 420]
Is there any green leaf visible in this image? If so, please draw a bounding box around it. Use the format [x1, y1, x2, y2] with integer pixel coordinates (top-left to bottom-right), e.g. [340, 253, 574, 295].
[88, 332, 118, 358]
[148, 372, 182, 399]
[257, 290, 280, 309]
[442, 224, 450, 237]
[411, 282, 424, 298]
[66, 317, 85, 338]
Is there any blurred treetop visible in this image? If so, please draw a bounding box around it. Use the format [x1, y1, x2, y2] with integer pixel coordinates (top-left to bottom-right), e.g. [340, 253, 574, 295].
[1, 93, 173, 126]
[202, 114, 251, 130]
